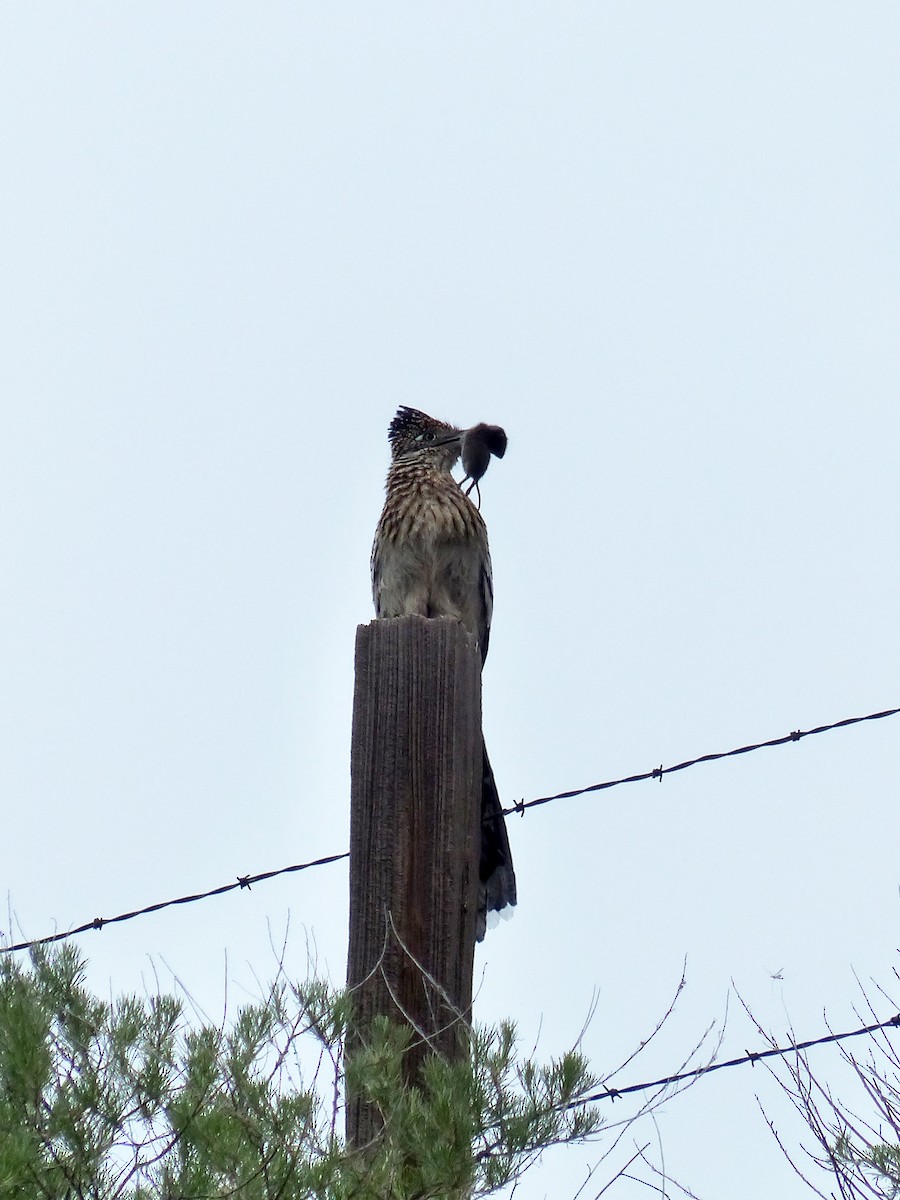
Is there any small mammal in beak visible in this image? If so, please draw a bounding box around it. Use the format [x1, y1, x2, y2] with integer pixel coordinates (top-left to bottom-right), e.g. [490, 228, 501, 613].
[461, 423, 507, 508]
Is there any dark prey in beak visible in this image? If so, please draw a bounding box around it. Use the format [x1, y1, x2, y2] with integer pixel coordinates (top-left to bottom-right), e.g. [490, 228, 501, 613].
[461, 423, 508, 509]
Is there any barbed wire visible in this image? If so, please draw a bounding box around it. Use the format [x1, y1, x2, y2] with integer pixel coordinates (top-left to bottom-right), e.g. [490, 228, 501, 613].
[474, 1011, 900, 1146]
[573, 1012, 900, 1107]
[502, 704, 900, 817]
[0, 853, 348, 955]
[3, 704, 897, 956]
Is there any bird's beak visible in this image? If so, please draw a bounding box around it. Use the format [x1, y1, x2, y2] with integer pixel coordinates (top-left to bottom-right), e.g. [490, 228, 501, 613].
[394, 427, 463, 463]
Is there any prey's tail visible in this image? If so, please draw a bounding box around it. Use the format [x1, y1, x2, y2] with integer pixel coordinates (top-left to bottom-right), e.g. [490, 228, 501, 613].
[477, 740, 517, 941]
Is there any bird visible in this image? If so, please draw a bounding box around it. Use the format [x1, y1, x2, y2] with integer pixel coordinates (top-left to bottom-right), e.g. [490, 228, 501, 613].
[371, 405, 516, 940]
[460, 422, 508, 510]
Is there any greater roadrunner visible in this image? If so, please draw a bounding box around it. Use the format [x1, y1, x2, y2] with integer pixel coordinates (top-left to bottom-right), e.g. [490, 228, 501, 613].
[371, 406, 517, 940]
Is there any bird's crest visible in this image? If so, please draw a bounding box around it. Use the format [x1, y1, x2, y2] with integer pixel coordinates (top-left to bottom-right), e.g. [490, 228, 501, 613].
[388, 406, 459, 460]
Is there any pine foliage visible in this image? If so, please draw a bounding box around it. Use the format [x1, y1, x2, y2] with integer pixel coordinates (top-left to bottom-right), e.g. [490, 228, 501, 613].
[0, 946, 601, 1200]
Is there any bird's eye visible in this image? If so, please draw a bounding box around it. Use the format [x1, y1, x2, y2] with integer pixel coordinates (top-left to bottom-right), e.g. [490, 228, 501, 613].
[416, 430, 436, 443]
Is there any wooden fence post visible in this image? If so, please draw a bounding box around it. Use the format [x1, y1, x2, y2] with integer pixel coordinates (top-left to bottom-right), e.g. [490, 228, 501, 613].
[345, 615, 481, 1146]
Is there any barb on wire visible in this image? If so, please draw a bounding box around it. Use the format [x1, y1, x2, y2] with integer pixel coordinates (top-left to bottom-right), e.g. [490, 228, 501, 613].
[503, 705, 900, 817]
[3, 703, 897, 956]
[0, 853, 349, 956]
[573, 1013, 900, 1108]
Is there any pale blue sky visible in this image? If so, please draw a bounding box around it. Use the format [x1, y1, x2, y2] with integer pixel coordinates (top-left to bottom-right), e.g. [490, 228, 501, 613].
[2, 5, 900, 1197]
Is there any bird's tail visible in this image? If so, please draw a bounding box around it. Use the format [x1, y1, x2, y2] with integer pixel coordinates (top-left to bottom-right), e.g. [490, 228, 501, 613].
[477, 740, 517, 941]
